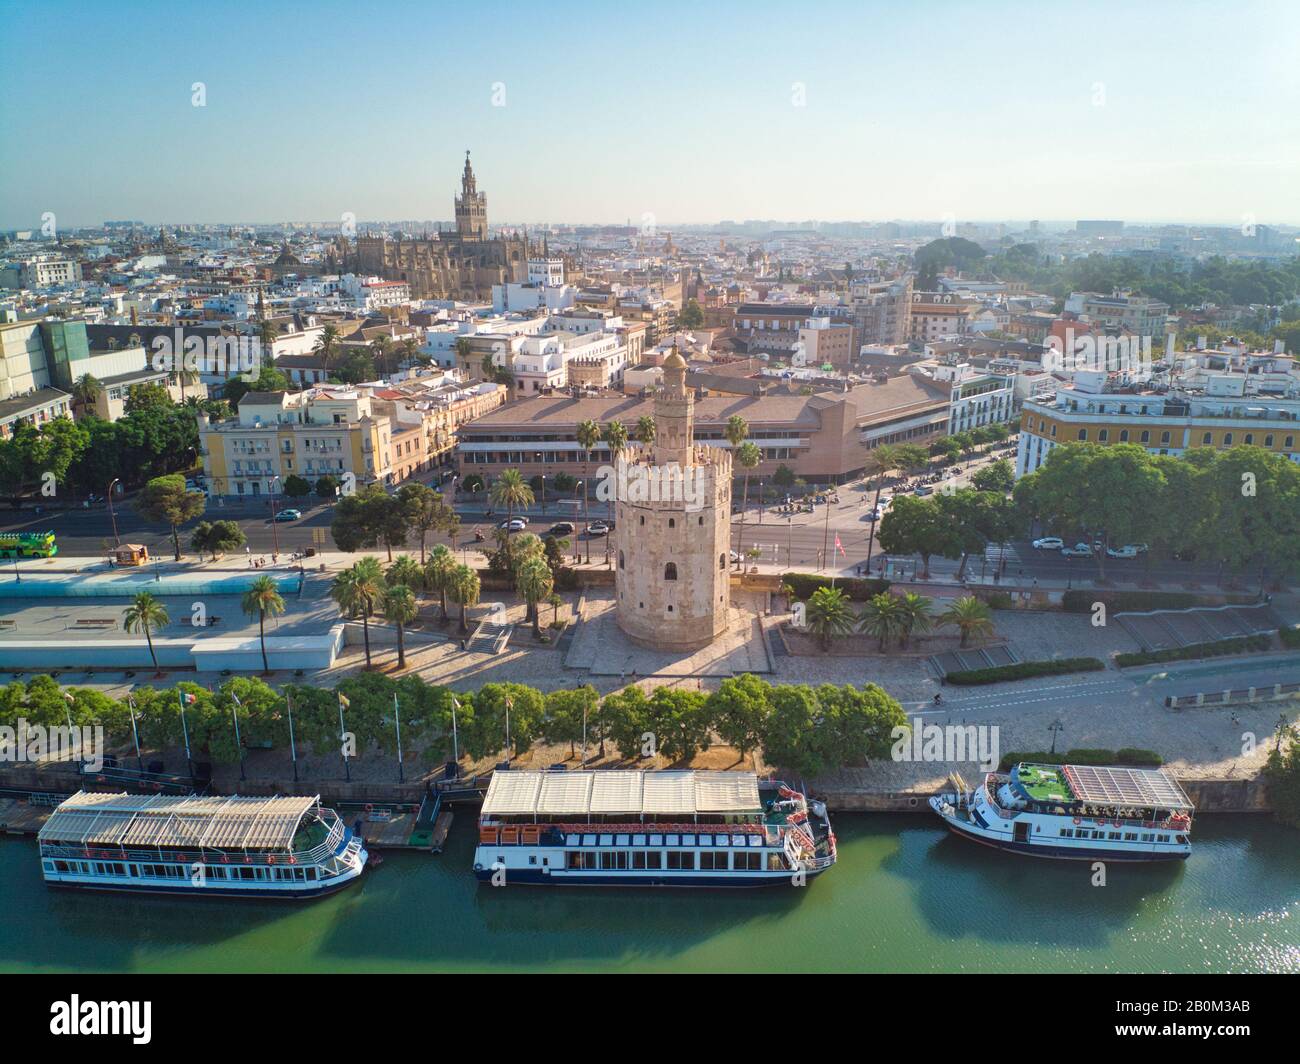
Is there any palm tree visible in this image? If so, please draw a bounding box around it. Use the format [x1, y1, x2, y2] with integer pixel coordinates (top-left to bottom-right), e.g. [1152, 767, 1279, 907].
[895, 591, 935, 649]
[733, 441, 761, 570]
[805, 585, 855, 652]
[331, 556, 384, 667]
[857, 592, 908, 652]
[939, 595, 995, 648]
[449, 563, 481, 636]
[862, 444, 901, 571]
[575, 419, 601, 563]
[601, 421, 628, 561]
[122, 592, 169, 673]
[72, 373, 102, 413]
[370, 335, 393, 377]
[423, 544, 456, 625]
[241, 575, 286, 674]
[381, 583, 418, 669]
[489, 469, 534, 566]
[635, 415, 656, 447]
[386, 554, 424, 594]
[516, 557, 554, 640]
[313, 323, 341, 369]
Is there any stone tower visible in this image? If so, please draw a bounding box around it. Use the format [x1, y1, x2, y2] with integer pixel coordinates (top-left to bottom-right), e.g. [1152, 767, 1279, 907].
[613, 351, 732, 652]
[455, 151, 488, 241]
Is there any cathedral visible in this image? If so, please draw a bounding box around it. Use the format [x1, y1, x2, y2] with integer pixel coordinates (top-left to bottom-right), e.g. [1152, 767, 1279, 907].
[344, 153, 533, 301]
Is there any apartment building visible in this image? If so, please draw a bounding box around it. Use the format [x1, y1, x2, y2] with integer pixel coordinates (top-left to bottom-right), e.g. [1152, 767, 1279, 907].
[1016, 352, 1300, 477]
[848, 276, 912, 347]
[1064, 290, 1171, 338]
[199, 388, 393, 497]
[908, 291, 977, 344]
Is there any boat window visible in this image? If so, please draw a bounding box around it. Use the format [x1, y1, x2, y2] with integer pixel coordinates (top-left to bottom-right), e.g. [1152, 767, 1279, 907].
[632, 852, 647, 869]
[735, 852, 762, 871]
[645, 852, 662, 870]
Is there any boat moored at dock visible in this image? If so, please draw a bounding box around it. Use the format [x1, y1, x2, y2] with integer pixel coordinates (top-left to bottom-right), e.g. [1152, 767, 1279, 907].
[929, 762, 1194, 861]
[474, 770, 836, 886]
[37, 791, 369, 897]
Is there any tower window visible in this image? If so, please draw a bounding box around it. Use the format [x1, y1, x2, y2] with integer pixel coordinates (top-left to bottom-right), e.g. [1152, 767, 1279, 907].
[618, 551, 624, 570]
[719, 553, 726, 570]
[639, 515, 645, 526]
[664, 563, 677, 581]
[668, 518, 675, 528]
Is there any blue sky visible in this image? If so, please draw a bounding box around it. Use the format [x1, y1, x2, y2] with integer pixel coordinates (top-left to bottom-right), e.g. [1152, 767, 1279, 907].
[1, 0, 1297, 228]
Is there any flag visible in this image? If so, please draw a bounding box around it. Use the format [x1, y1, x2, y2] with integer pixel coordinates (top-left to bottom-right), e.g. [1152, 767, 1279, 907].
[338, 693, 350, 709]
[834, 534, 846, 557]
[229, 691, 242, 706]
[180, 692, 197, 705]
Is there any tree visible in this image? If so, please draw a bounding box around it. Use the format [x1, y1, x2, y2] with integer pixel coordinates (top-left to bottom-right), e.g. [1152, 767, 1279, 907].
[396, 482, 444, 563]
[469, 682, 544, 761]
[516, 556, 554, 640]
[814, 682, 909, 767]
[386, 553, 424, 593]
[489, 469, 534, 566]
[331, 557, 384, 667]
[543, 685, 600, 761]
[423, 544, 456, 625]
[575, 419, 601, 563]
[971, 459, 1015, 494]
[381, 584, 418, 670]
[135, 473, 205, 560]
[939, 595, 994, 647]
[805, 585, 856, 651]
[645, 687, 712, 763]
[856, 592, 905, 651]
[678, 298, 705, 329]
[761, 683, 824, 775]
[707, 673, 770, 764]
[241, 574, 286, 674]
[448, 563, 481, 635]
[1263, 727, 1300, 829]
[733, 441, 761, 570]
[313, 323, 342, 369]
[282, 474, 312, 498]
[600, 684, 652, 761]
[877, 494, 957, 578]
[190, 519, 246, 559]
[635, 415, 656, 447]
[895, 592, 934, 648]
[122, 592, 169, 673]
[72, 373, 102, 412]
[331, 484, 410, 560]
[315, 474, 339, 500]
[222, 365, 289, 407]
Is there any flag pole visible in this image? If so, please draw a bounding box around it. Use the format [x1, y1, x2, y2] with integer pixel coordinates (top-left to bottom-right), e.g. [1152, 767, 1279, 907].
[393, 692, 404, 783]
[178, 689, 194, 778]
[338, 693, 351, 782]
[128, 696, 143, 772]
[286, 688, 299, 783]
[450, 696, 460, 768]
[230, 691, 246, 781]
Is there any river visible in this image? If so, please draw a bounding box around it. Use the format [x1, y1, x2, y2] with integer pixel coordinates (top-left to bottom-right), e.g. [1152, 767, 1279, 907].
[1, 814, 1295, 973]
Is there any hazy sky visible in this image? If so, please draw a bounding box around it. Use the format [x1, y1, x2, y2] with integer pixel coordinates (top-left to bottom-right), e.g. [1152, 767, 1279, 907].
[2, 0, 1297, 229]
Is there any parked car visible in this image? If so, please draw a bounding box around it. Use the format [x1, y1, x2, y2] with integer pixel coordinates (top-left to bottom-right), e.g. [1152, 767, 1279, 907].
[1060, 542, 1093, 558]
[1106, 545, 1140, 559]
[546, 522, 575, 537]
[913, 485, 934, 497]
[274, 509, 302, 522]
[1032, 536, 1064, 550]
[587, 521, 610, 536]
[499, 518, 527, 532]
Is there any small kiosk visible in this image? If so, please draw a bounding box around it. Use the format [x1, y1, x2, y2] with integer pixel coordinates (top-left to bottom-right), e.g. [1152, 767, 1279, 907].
[113, 543, 150, 567]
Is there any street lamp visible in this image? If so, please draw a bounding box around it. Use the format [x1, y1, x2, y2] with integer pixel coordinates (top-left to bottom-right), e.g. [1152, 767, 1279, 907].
[1048, 719, 1064, 755]
[267, 476, 281, 560]
[106, 478, 122, 547]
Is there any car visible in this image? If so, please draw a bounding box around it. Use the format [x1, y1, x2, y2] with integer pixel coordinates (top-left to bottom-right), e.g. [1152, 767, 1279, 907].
[1032, 536, 1064, 550]
[1106, 545, 1140, 559]
[499, 518, 527, 532]
[274, 509, 302, 522]
[587, 521, 610, 536]
[1060, 542, 1093, 558]
[913, 485, 934, 496]
[545, 522, 575, 537]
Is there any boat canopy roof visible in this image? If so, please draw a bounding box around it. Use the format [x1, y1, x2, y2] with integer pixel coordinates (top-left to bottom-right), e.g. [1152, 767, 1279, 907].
[482, 770, 762, 818]
[38, 791, 319, 851]
[1056, 764, 1193, 811]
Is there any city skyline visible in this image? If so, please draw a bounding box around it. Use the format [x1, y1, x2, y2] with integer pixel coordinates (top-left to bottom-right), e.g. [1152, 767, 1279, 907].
[2, 0, 1298, 230]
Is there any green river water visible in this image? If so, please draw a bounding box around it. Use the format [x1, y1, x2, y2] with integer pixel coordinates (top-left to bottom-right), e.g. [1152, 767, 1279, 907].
[1, 814, 1295, 973]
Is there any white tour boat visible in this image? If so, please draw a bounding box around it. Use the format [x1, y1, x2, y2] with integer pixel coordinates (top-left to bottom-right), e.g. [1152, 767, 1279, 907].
[929, 762, 1194, 861]
[38, 791, 369, 898]
[473, 769, 836, 886]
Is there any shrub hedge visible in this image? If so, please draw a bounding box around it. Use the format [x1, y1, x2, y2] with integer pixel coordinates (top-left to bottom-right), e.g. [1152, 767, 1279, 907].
[945, 657, 1106, 685]
[1115, 634, 1273, 668]
[1280, 626, 1300, 649]
[1062, 589, 1256, 613]
[997, 747, 1163, 771]
[782, 572, 890, 601]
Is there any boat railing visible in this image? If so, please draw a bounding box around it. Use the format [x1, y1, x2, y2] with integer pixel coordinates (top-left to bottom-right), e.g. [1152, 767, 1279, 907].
[40, 815, 348, 868]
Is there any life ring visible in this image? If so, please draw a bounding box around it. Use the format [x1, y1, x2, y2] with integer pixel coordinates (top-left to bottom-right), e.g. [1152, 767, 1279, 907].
[220, 855, 228, 863]
[473, 862, 483, 872]
[289, 856, 297, 865]
[364, 804, 374, 813]
[1073, 817, 1082, 825]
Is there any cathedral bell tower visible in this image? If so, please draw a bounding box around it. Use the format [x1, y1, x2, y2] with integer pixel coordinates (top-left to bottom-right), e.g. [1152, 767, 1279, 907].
[455, 150, 488, 241]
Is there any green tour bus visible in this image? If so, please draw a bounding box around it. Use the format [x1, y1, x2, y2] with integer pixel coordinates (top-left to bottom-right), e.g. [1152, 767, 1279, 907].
[0, 531, 58, 558]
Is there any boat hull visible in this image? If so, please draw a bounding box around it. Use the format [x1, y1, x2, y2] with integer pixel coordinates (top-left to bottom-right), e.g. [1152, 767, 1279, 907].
[472, 867, 826, 887]
[931, 797, 1190, 862]
[44, 875, 365, 900]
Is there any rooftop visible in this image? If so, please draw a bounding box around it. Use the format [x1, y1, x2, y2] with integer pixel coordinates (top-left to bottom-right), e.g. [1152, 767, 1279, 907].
[39, 792, 319, 851]
[481, 770, 762, 818]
